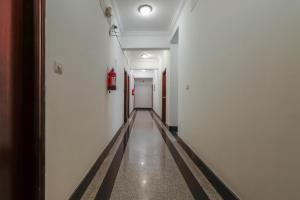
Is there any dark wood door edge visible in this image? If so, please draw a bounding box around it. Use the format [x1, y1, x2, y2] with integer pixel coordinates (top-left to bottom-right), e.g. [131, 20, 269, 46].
[34, 0, 46, 199]
[70, 111, 137, 200]
[0, 150, 11, 168]
[162, 70, 167, 124]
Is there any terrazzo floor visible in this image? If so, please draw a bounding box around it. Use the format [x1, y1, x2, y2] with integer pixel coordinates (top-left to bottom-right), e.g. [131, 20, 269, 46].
[110, 111, 194, 200]
[82, 110, 223, 200]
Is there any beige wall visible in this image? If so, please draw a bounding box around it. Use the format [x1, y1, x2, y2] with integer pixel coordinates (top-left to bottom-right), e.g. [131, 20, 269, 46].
[176, 0, 300, 199]
[45, 0, 128, 199]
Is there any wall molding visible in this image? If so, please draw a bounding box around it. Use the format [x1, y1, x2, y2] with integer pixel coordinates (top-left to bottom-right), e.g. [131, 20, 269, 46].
[168, 126, 178, 136]
[152, 109, 162, 121]
[168, 0, 187, 35]
[110, 0, 124, 33]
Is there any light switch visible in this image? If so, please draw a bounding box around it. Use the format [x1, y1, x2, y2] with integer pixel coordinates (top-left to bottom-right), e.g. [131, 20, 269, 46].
[54, 60, 63, 75]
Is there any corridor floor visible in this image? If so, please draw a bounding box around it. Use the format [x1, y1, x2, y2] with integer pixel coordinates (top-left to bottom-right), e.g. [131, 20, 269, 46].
[81, 111, 222, 200]
[110, 111, 193, 200]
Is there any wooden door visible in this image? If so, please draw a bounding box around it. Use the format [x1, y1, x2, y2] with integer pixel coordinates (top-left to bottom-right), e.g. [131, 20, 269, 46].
[162, 70, 167, 124]
[127, 75, 130, 117]
[124, 71, 130, 123]
[0, 0, 45, 199]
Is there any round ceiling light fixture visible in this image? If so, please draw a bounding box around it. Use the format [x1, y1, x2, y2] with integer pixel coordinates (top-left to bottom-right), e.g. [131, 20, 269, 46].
[140, 52, 152, 59]
[138, 4, 153, 16]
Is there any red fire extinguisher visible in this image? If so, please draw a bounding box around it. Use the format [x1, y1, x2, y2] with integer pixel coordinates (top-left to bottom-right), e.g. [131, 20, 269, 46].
[132, 88, 135, 96]
[107, 68, 116, 91]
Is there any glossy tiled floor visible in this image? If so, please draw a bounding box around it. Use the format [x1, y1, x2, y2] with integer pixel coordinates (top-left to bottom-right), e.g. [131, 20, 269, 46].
[82, 110, 223, 200]
[110, 111, 194, 200]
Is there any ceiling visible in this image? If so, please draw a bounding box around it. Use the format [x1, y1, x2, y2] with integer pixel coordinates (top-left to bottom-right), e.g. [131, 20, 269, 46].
[112, 0, 184, 34]
[126, 50, 162, 60]
[125, 50, 164, 69]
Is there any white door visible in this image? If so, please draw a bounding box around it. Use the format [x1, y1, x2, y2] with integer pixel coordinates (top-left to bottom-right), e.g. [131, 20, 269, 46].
[134, 78, 153, 108]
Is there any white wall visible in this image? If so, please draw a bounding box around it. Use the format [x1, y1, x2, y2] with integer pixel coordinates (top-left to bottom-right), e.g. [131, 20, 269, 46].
[153, 69, 162, 117]
[176, 0, 300, 199]
[45, 0, 128, 199]
[169, 44, 179, 127]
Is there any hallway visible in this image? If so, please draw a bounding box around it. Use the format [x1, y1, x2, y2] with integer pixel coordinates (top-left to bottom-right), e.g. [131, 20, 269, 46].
[81, 111, 222, 200]
[111, 111, 192, 200]
[1, 0, 300, 199]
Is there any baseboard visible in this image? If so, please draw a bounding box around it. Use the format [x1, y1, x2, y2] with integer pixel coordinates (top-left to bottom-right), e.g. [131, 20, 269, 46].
[168, 126, 178, 136]
[129, 109, 135, 118]
[151, 109, 162, 121]
[150, 110, 238, 199]
[135, 108, 152, 110]
[150, 112, 210, 200]
[176, 136, 239, 200]
[69, 123, 125, 200]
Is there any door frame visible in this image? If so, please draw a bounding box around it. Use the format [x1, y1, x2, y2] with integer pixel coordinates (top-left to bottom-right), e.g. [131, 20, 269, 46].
[133, 78, 154, 109]
[0, 0, 45, 199]
[162, 69, 167, 124]
[35, 0, 46, 199]
[124, 70, 130, 123]
[127, 75, 130, 117]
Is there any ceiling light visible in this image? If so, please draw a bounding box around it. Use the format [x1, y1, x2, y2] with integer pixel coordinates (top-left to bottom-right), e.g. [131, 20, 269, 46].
[138, 4, 153, 16]
[140, 52, 152, 59]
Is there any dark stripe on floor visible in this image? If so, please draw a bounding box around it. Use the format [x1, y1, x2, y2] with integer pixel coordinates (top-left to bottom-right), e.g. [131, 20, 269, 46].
[175, 136, 239, 200]
[150, 111, 210, 200]
[70, 124, 126, 200]
[95, 112, 137, 200]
